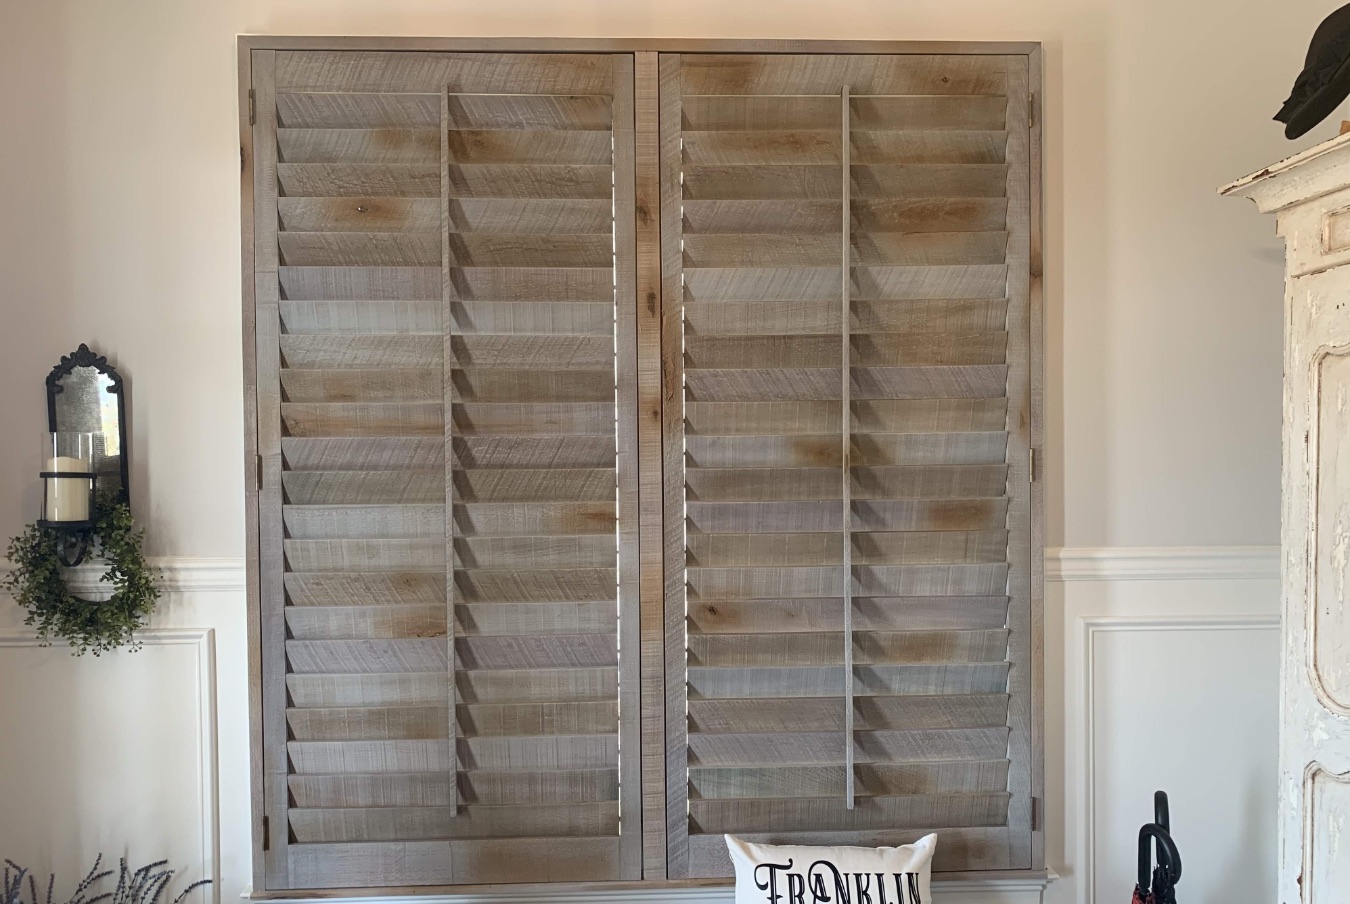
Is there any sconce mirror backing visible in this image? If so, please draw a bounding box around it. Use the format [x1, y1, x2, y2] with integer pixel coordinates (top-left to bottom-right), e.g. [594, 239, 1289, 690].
[46, 344, 129, 506]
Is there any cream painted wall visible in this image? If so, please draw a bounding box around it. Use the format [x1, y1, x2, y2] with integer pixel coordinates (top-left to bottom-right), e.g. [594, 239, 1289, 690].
[0, 1, 1313, 903]
[0, 0, 1324, 553]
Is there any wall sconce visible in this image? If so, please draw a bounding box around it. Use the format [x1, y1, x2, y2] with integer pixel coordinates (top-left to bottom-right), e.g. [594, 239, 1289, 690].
[38, 345, 129, 567]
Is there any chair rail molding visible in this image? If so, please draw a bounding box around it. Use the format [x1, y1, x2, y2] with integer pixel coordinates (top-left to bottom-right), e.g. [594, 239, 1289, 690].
[1, 548, 1279, 597]
[1046, 546, 1279, 581]
[0, 557, 249, 595]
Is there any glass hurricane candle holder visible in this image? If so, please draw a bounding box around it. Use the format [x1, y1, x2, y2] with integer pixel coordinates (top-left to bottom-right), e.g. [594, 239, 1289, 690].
[39, 432, 96, 527]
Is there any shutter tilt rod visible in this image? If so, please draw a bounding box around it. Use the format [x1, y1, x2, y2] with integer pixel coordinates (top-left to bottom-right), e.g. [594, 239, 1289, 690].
[841, 84, 856, 810]
[440, 84, 461, 815]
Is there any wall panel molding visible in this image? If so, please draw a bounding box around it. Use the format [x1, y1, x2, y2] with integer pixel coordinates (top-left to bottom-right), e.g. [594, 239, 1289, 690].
[1074, 615, 1279, 904]
[0, 629, 221, 904]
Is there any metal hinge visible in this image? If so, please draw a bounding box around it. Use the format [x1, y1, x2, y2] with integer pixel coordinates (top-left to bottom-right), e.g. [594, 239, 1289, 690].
[1029, 448, 1039, 483]
[1031, 797, 1042, 831]
[262, 815, 270, 851]
[256, 453, 264, 490]
[249, 88, 256, 126]
[1028, 92, 1036, 129]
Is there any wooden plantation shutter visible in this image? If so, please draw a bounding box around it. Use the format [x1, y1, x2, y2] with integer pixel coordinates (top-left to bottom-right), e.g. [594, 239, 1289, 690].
[657, 52, 1037, 876]
[251, 49, 641, 888]
[245, 40, 1043, 892]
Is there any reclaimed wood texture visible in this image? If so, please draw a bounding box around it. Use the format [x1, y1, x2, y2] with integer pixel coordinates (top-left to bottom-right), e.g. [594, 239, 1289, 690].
[248, 43, 1042, 889]
[264, 50, 634, 887]
[657, 54, 692, 877]
[664, 52, 1034, 876]
[634, 51, 670, 878]
[253, 49, 291, 890]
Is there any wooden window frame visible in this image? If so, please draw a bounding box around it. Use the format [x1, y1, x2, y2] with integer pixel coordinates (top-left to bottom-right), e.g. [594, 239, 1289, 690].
[239, 36, 1044, 897]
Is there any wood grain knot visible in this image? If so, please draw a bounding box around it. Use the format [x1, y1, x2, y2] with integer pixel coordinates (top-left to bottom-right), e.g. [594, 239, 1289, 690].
[791, 436, 840, 466]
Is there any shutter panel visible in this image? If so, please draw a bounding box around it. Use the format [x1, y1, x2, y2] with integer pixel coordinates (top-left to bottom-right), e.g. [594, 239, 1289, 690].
[249, 42, 1042, 890]
[658, 52, 1037, 877]
[253, 49, 640, 888]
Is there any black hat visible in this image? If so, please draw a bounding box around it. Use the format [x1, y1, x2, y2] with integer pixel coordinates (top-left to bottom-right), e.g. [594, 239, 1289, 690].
[1277, 4, 1350, 139]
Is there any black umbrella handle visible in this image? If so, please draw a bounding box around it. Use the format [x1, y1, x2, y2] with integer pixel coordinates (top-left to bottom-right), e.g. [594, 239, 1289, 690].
[1155, 791, 1181, 885]
[1138, 823, 1181, 891]
[1154, 790, 1170, 833]
[1153, 789, 1172, 883]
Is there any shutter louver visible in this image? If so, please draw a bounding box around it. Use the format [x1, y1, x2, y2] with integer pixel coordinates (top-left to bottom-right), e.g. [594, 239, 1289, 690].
[254, 49, 640, 888]
[658, 53, 1035, 877]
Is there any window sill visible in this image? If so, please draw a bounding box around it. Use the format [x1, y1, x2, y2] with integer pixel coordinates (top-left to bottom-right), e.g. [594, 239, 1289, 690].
[245, 871, 1057, 903]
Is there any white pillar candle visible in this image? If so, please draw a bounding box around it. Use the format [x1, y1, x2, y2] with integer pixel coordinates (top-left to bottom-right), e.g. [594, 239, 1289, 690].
[46, 455, 90, 522]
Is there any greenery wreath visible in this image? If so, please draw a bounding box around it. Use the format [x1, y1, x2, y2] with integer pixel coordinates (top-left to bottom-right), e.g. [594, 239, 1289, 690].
[2, 495, 161, 655]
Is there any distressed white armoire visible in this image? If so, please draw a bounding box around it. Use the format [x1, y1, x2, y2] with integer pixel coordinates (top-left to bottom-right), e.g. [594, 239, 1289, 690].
[1224, 134, 1350, 901]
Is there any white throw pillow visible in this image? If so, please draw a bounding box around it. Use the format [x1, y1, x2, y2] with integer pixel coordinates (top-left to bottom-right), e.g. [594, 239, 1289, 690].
[725, 834, 936, 904]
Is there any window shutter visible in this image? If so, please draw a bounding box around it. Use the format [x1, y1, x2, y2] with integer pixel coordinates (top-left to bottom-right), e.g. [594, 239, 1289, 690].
[248, 41, 1042, 890]
[252, 49, 641, 888]
[656, 52, 1038, 877]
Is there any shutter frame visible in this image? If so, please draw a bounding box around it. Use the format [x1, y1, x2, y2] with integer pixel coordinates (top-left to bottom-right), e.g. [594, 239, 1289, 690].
[242, 38, 1044, 892]
[250, 47, 290, 890]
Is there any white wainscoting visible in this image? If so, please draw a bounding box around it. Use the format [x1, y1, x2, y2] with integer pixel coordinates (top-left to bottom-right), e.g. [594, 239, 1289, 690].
[0, 629, 220, 904]
[1075, 617, 1278, 904]
[0, 548, 1282, 904]
[1046, 550, 1280, 904]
